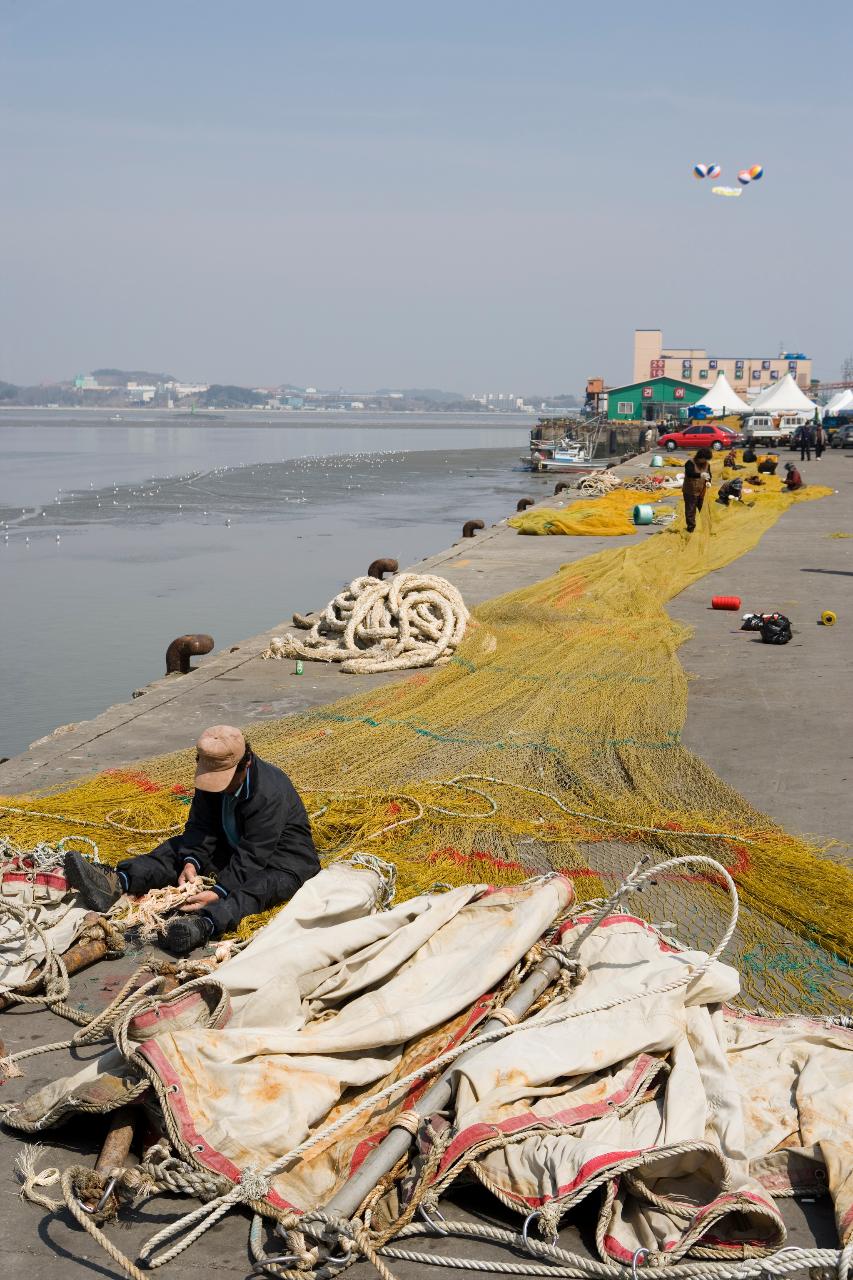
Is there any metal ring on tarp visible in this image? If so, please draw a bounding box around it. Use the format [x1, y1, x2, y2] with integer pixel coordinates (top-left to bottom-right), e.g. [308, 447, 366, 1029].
[632, 1248, 649, 1280]
[252, 1256, 300, 1274]
[78, 1175, 119, 1216]
[521, 1208, 558, 1251]
[419, 1203, 449, 1236]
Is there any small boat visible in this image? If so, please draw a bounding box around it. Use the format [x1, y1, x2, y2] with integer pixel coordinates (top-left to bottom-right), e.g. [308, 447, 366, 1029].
[522, 414, 610, 474]
[534, 439, 610, 474]
[109, 413, 123, 421]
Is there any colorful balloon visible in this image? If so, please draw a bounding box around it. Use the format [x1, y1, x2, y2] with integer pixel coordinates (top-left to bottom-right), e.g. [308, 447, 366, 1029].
[749, 164, 764, 180]
[707, 164, 721, 178]
[737, 169, 753, 185]
[693, 163, 709, 179]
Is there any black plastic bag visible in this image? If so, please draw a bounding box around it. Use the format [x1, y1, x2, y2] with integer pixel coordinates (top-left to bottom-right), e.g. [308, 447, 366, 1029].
[760, 613, 792, 645]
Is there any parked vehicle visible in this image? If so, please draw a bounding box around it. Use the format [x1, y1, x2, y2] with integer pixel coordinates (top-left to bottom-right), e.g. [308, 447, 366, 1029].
[830, 425, 853, 449]
[657, 423, 741, 452]
[742, 414, 799, 447]
[823, 413, 853, 439]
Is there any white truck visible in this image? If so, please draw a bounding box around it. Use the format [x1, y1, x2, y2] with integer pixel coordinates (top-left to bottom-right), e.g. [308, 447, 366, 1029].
[742, 413, 809, 447]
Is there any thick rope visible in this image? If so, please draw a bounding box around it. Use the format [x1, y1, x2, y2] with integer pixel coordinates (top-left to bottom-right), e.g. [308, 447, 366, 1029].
[61, 1166, 149, 1280]
[260, 573, 469, 673]
[380, 1220, 849, 1278]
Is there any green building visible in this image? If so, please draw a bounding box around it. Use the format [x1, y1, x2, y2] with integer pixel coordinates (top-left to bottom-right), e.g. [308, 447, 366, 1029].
[606, 376, 705, 423]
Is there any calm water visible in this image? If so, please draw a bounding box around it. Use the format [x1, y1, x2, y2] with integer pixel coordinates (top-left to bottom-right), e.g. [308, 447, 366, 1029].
[0, 411, 533, 758]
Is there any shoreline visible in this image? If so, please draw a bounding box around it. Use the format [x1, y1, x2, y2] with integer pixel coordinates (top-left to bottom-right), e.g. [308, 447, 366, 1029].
[0, 404, 535, 420]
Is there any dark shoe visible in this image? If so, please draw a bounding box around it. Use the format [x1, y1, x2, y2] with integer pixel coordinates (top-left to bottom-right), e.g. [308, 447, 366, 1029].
[160, 915, 211, 956]
[64, 850, 122, 913]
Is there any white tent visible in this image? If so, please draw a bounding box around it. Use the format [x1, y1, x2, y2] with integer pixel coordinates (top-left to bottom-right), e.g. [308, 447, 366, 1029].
[748, 372, 817, 415]
[823, 388, 853, 416]
[692, 371, 750, 416]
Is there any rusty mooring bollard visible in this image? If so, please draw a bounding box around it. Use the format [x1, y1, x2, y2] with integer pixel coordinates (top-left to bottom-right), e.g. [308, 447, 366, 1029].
[516, 498, 534, 512]
[462, 520, 485, 538]
[165, 633, 214, 675]
[367, 558, 399, 580]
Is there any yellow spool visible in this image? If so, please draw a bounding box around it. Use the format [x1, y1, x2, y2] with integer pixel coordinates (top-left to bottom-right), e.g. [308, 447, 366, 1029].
[820, 610, 837, 627]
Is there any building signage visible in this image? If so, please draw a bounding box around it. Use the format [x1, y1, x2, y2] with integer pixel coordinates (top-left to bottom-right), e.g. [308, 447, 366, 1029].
[650, 360, 665, 376]
[642, 386, 653, 398]
[674, 387, 685, 399]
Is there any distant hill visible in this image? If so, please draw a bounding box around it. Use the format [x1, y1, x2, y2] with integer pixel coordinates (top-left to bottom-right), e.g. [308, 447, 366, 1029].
[199, 384, 267, 408]
[92, 368, 175, 383]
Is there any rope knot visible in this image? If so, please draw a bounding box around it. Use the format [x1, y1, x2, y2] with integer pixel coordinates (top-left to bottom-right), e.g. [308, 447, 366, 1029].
[238, 1168, 272, 1202]
[394, 1108, 422, 1136]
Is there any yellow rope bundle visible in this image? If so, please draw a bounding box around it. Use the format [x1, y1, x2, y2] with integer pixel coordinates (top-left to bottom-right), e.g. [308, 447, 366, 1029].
[1, 477, 849, 1009]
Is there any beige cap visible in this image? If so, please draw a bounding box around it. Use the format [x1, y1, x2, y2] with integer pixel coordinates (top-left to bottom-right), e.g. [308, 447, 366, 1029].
[194, 725, 246, 792]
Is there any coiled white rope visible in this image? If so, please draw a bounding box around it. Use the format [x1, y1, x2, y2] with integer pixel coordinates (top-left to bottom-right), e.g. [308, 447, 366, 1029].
[261, 573, 469, 673]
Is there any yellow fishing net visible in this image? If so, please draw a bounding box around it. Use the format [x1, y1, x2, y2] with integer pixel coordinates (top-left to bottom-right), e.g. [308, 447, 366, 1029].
[1, 477, 849, 1013]
[509, 489, 667, 536]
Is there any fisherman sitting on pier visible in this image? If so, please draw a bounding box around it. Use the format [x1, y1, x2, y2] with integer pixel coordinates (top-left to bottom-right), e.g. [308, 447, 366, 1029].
[65, 725, 320, 955]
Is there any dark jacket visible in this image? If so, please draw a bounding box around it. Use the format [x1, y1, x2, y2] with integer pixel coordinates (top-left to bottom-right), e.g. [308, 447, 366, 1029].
[178, 755, 319, 900]
[682, 457, 709, 496]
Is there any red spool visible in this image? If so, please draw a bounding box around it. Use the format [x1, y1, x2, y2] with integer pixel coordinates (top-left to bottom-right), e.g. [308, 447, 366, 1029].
[711, 595, 741, 611]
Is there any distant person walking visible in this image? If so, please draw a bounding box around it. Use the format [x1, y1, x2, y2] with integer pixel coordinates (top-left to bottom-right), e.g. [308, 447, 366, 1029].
[814, 421, 825, 459]
[682, 447, 713, 533]
[798, 422, 814, 462]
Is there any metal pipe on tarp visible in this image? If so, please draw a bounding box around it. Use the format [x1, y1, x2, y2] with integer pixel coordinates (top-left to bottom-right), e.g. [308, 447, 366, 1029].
[308, 949, 566, 1267]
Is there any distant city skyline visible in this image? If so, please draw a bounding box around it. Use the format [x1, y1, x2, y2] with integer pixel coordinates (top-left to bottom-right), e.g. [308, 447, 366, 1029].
[1, 2, 850, 390]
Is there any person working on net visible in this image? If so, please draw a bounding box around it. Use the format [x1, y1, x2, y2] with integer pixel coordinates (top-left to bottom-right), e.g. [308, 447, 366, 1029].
[682, 447, 713, 533]
[783, 463, 804, 491]
[65, 725, 320, 954]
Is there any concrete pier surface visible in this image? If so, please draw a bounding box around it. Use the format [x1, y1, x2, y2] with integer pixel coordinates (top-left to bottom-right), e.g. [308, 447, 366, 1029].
[0, 446, 850, 1279]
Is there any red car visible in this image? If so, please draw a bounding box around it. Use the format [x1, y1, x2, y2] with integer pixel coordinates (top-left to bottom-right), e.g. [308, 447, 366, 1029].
[657, 423, 742, 452]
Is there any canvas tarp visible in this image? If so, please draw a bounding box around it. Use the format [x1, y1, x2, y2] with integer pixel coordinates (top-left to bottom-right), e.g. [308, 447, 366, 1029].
[0, 852, 90, 989]
[5, 867, 852, 1260]
[749, 373, 817, 415]
[693, 372, 751, 416]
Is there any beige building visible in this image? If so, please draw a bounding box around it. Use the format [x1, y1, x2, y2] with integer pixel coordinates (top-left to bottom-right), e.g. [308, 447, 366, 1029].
[633, 330, 812, 396]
